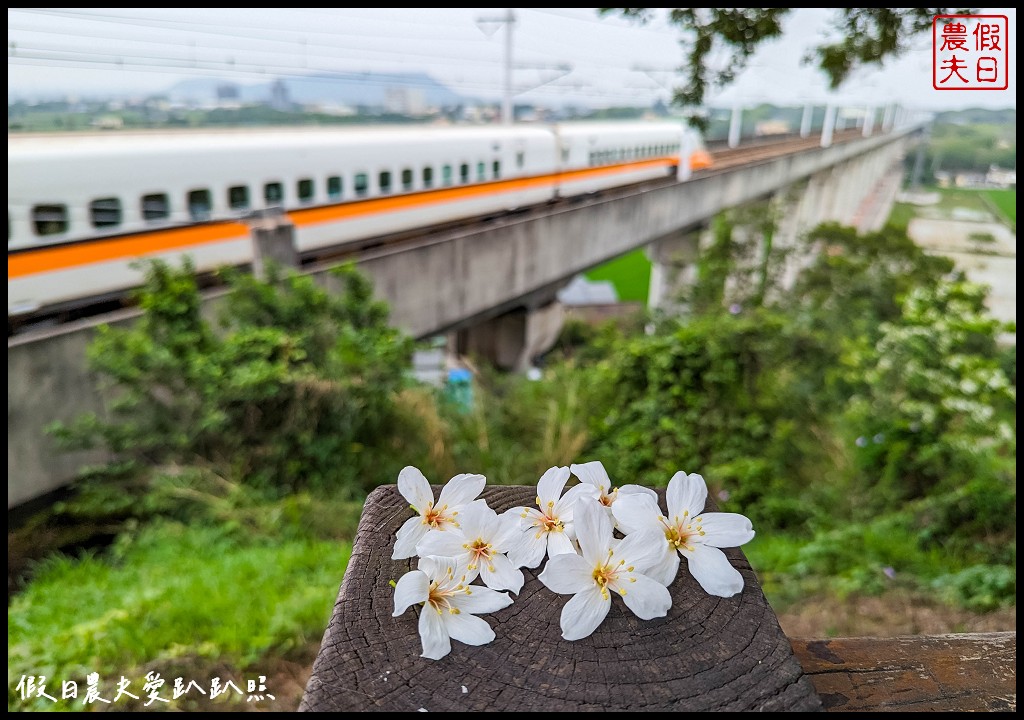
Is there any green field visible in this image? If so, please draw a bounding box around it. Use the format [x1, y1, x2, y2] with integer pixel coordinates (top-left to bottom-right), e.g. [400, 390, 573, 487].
[584, 249, 652, 303]
[984, 189, 1016, 228]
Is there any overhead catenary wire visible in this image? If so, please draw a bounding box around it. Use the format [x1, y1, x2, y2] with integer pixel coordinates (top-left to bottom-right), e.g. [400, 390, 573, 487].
[8, 7, 686, 105]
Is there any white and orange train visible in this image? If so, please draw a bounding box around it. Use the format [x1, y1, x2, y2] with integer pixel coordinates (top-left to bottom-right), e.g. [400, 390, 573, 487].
[8, 121, 712, 320]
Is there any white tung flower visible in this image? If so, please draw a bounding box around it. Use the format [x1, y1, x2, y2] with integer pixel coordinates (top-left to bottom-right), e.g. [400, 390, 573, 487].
[416, 501, 525, 594]
[538, 497, 671, 640]
[570, 460, 657, 516]
[506, 466, 599, 569]
[612, 471, 755, 597]
[393, 556, 513, 660]
[392, 466, 485, 560]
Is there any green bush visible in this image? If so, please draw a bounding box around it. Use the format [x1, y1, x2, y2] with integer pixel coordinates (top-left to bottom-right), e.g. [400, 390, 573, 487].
[49, 259, 412, 497]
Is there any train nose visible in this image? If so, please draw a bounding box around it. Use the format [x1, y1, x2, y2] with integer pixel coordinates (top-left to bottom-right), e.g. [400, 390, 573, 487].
[689, 150, 714, 171]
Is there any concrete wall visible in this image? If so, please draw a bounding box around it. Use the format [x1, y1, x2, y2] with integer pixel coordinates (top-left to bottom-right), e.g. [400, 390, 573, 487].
[7, 127, 920, 508]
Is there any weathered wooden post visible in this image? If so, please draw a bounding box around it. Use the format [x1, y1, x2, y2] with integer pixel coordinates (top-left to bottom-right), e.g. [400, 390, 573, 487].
[299, 485, 823, 712]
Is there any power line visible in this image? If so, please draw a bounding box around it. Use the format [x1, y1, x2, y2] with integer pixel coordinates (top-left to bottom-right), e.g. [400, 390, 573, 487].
[7, 9, 678, 105]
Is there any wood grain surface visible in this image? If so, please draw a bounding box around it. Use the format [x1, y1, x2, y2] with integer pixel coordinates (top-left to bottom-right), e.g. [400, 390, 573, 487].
[300, 484, 821, 711]
[792, 632, 1016, 712]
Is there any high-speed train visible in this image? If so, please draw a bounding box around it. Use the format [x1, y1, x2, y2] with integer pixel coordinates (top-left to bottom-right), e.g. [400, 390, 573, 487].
[8, 121, 712, 322]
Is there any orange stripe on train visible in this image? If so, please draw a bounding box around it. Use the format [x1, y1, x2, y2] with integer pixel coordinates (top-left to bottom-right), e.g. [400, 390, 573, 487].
[8, 158, 676, 279]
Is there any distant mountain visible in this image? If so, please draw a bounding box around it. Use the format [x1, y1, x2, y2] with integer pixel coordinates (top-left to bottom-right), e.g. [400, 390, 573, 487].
[163, 72, 467, 108]
[935, 108, 1016, 126]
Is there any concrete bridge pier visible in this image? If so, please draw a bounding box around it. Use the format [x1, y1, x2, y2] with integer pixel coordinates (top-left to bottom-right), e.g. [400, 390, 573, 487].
[771, 141, 907, 289]
[454, 299, 566, 372]
[646, 227, 704, 313]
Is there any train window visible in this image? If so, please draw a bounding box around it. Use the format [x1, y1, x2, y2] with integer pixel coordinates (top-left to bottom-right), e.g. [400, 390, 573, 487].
[492, 160, 501, 179]
[32, 204, 68, 236]
[401, 168, 414, 191]
[561, 148, 570, 163]
[141, 193, 170, 221]
[327, 176, 342, 200]
[354, 173, 369, 198]
[264, 182, 284, 206]
[442, 165, 453, 186]
[187, 189, 213, 221]
[228, 186, 250, 211]
[297, 178, 315, 204]
[89, 197, 122, 228]
[460, 163, 469, 184]
[516, 151, 524, 169]
[379, 171, 392, 195]
[477, 162, 486, 181]
[422, 166, 434, 189]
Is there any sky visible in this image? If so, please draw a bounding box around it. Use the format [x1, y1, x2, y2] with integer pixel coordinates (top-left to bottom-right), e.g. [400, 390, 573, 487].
[7, 8, 1017, 111]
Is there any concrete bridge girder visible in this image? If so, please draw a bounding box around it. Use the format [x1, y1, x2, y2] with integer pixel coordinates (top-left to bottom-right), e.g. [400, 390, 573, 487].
[644, 137, 911, 310]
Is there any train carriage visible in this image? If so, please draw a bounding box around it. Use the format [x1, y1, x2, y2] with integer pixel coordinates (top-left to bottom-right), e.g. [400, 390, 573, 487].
[8, 121, 711, 323]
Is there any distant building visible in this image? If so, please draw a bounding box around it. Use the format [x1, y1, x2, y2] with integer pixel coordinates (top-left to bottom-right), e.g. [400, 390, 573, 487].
[269, 80, 291, 111]
[91, 116, 124, 130]
[755, 120, 790, 136]
[986, 166, 1016, 188]
[216, 84, 240, 101]
[384, 87, 427, 115]
[308, 103, 357, 117]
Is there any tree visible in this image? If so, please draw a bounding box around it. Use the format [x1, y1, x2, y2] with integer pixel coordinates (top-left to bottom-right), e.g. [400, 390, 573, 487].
[600, 8, 971, 124]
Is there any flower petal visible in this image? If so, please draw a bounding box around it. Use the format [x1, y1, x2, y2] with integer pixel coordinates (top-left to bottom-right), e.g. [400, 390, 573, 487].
[393, 516, 428, 560]
[443, 611, 495, 647]
[644, 546, 681, 586]
[452, 586, 513, 614]
[416, 528, 467, 560]
[667, 471, 707, 520]
[618, 572, 673, 620]
[508, 528, 547, 569]
[560, 585, 611, 641]
[617, 484, 658, 501]
[450, 501, 491, 545]
[418, 605, 452, 660]
[614, 529, 672, 575]
[493, 510, 524, 551]
[398, 466, 433, 513]
[437, 473, 486, 509]
[554, 482, 602, 519]
[574, 497, 613, 566]
[538, 552, 593, 595]
[570, 460, 611, 493]
[480, 553, 525, 594]
[537, 466, 570, 507]
[611, 494, 665, 535]
[698, 512, 755, 548]
[682, 546, 745, 598]
[546, 530, 577, 558]
[418, 555, 458, 581]
[392, 569, 429, 616]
